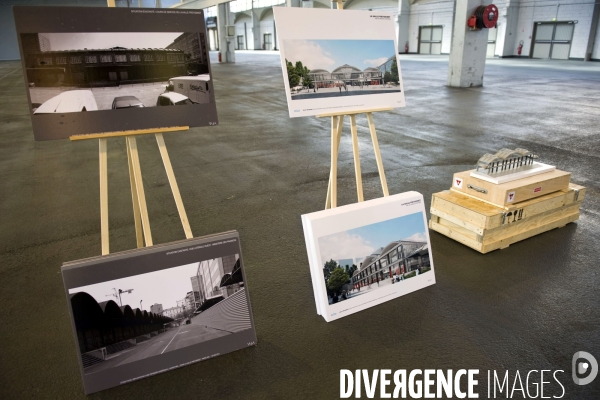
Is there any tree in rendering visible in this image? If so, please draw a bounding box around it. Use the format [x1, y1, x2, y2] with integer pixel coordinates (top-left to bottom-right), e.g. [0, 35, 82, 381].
[384, 71, 393, 84]
[286, 59, 301, 88]
[327, 267, 350, 299]
[389, 58, 399, 84]
[323, 259, 339, 282]
[293, 61, 312, 90]
[302, 73, 313, 91]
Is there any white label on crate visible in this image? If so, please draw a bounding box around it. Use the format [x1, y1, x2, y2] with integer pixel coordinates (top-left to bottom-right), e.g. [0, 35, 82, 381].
[507, 191, 516, 203]
[454, 178, 463, 189]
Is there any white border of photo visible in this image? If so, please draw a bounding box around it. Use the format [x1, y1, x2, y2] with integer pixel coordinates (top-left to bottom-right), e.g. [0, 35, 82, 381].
[273, 7, 406, 118]
[302, 192, 435, 322]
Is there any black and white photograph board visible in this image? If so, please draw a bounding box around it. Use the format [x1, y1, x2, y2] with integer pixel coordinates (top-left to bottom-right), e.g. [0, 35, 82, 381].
[302, 192, 435, 322]
[273, 8, 405, 118]
[62, 231, 256, 394]
[13, 6, 218, 140]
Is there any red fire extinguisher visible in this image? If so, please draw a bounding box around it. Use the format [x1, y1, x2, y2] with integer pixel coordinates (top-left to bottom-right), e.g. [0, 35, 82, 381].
[517, 40, 524, 55]
[405, 42, 409, 54]
[218, 52, 222, 62]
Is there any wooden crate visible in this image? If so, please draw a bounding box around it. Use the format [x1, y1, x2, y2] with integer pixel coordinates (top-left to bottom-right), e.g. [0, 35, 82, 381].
[429, 183, 586, 254]
[451, 168, 571, 207]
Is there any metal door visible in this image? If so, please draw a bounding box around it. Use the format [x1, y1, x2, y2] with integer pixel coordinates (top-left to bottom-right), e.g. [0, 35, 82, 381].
[419, 26, 443, 55]
[237, 35, 244, 50]
[264, 34, 272, 50]
[487, 27, 497, 58]
[531, 21, 574, 59]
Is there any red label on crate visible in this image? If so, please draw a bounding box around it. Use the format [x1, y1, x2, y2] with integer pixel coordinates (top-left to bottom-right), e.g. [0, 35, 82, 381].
[534, 186, 542, 193]
[507, 191, 516, 203]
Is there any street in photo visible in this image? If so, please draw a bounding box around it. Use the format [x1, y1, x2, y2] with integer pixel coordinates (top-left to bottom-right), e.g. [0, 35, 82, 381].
[68, 253, 249, 374]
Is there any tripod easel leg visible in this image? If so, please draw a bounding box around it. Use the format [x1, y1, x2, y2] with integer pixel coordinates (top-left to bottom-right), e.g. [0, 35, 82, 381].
[325, 115, 344, 209]
[156, 133, 193, 239]
[329, 116, 339, 209]
[349, 115, 364, 202]
[99, 138, 109, 255]
[126, 138, 144, 249]
[126, 136, 153, 247]
[366, 112, 389, 196]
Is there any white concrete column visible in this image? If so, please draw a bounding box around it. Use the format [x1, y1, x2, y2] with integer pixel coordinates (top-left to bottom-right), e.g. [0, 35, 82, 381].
[585, 2, 600, 61]
[252, 9, 262, 50]
[286, 0, 301, 7]
[447, 0, 488, 87]
[495, 1, 520, 57]
[218, 2, 235, 62]
[398, 0, 411, 54]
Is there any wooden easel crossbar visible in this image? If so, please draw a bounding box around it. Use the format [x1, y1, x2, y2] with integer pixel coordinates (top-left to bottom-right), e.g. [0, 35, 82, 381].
[72, 128, 193, 255]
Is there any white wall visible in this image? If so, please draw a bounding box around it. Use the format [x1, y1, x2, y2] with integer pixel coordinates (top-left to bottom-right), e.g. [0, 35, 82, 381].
[235, 14, 253, 49]
[260, 8, 276, 50]
[407, 1, 454, 54]
[345, 0, 398, 12]
[227, 0, 599, 60]
[513, 0, 596, 58]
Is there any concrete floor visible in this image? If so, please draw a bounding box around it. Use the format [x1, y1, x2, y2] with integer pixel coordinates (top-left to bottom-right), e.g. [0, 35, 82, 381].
[1, 53, 599, 399]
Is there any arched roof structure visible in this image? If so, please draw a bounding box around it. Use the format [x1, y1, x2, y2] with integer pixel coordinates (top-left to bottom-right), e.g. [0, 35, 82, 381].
[120, 305, 135, 320]
[71, 292, 105, 330]
[98, 300, 123, 325]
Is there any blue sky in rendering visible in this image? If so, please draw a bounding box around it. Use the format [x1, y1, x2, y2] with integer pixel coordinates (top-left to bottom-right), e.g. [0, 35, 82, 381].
[318, 212, 426, 263]
[283, 39, 395, 71]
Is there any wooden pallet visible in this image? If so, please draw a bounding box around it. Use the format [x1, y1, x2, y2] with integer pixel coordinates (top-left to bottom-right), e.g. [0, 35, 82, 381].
[429, 183, 586, 253]
[451, 168, 571, 206]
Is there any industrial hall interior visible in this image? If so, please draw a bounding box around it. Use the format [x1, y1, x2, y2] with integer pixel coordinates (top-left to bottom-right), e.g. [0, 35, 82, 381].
[0, 0, 599, 399]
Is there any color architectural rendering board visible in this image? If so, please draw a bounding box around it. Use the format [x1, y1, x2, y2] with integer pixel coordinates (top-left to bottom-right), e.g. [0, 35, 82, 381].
[13, 6, 217, 140]
[302, 192, 435, 322]
[273, 8, 405, 118]
[62, 231, 256, 394]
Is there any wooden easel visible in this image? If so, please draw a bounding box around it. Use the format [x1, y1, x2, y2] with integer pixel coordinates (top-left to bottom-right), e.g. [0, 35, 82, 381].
[71, 128, 193, 255]
[321, 0, 391, 209]
[71, 0, 194, 256]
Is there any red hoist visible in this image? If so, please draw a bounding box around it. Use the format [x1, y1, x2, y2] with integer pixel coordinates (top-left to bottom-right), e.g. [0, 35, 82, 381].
[467, 4, 499, 30]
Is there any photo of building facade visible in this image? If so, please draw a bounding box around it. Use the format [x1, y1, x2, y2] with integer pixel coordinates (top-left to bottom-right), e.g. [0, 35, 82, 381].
[351, 240, 430, 288]
[191, 254, 244, 312]
[307, 65, 385, 89]
[318, 212, 430, 304]
[150, 303, 163, 315]
[162, 305, 184, 319]
[280, 39, 402, 102]
[21, 34, 185, 88]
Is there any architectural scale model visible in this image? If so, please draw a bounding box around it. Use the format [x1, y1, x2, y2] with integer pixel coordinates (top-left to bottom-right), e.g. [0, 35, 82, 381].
[475, 148, 538, 174]
[429, 149, 586, 253]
